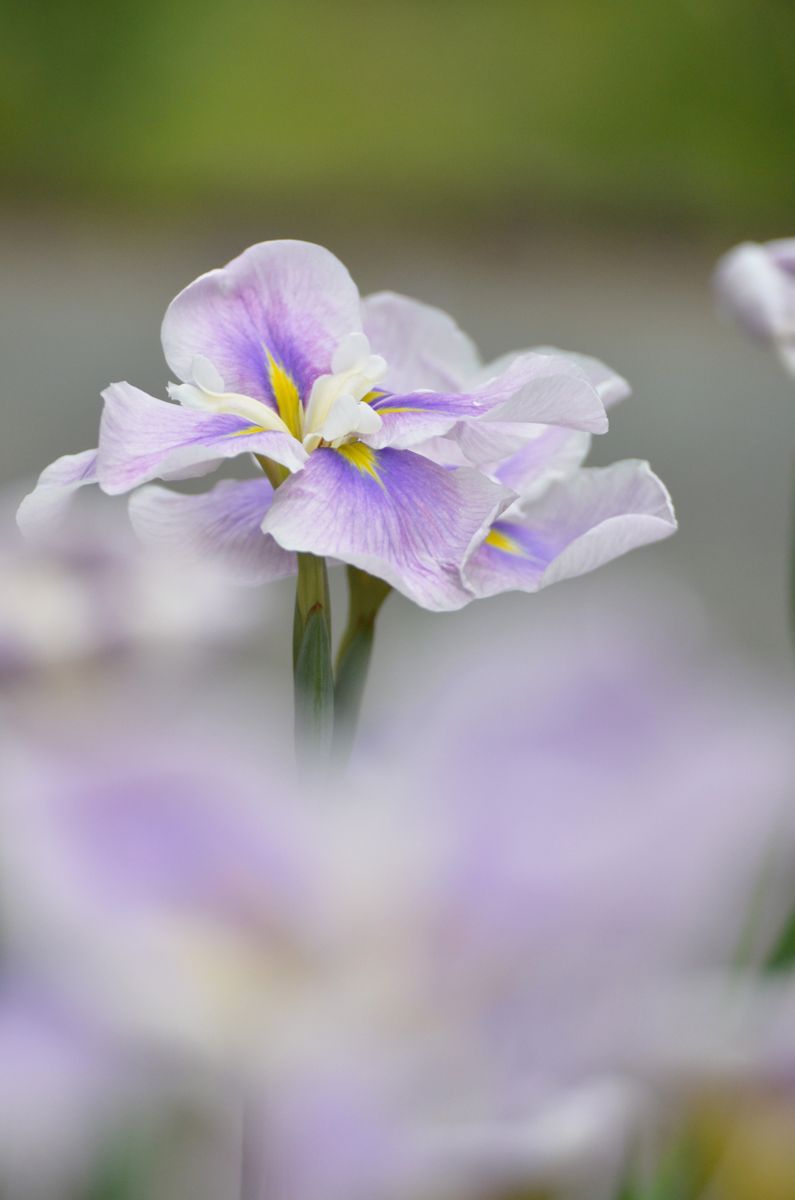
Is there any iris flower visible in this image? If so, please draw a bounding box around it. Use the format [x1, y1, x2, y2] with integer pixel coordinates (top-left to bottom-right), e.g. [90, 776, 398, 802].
[18, 240, 674, 612]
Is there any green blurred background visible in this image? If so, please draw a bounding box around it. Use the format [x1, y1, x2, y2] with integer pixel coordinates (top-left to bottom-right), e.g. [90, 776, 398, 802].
[3, 0, 795, 669]
[3, 0, 795, 230]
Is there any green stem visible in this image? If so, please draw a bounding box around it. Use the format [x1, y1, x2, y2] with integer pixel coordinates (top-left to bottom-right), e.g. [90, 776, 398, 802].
[333, 566, 391, 761]
[256, 454, 289, 490]
[293, 553, 334, 766]
[295, 551, 330, 632]
[767, 906, 795, 971]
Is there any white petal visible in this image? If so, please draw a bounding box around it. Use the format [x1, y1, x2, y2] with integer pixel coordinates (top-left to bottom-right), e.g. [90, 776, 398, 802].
[16, 450, 99, 540]
[362, 291, 481, 393]
[191, 355, 225, 393]
[354, 402, 383, 436]
[319, 394, 361, 442]
[332, 332, 371, 373]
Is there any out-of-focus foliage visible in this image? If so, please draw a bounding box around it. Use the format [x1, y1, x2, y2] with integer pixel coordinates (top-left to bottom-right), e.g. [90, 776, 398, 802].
[2, 0, 795, 230]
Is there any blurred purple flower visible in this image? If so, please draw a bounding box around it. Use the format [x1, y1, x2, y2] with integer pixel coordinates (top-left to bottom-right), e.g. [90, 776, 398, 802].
[714, 239, 795, 374]
[2, 600, 794, 1198]
[0, 981, 125, 1196]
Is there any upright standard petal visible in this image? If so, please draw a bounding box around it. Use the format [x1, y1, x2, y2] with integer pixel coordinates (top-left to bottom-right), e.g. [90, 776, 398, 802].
[96, 383, 306, 495]
[129, 479, 296, 585]
[463, 461, 676, 599]
[262, 446, 509, 612]
[16, 450, 98, 539]
[480, 347, 631, 411]
[363, 294, 629, 410]
[161, 240, 363, 406]
[544, 347, 630, 409]
[362, 291, 481, 393]
[366, 352, 607, 454]
[454, 350, 626, 488]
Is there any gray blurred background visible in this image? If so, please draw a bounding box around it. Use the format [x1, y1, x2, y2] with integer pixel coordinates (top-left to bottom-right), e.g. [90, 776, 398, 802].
[3, 0, 795, 679]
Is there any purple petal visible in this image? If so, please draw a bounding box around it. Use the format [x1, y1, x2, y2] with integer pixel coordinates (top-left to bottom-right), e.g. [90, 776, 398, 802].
[453, 422, 589, 482]
[483, 347, 630, 411]
[451, 349, 623, 475]
[493, 428, 592, 496]
[463, 461, 676, 598]
[550, 348, 630, 409]
[367, 352, 607, 452]
[97, 382, 306, 494]
[16, 450, 98, 538]
[262, 446, 508, 611]
[362, 291, 480, 393]
[128, 478, 297, 585]
[161, 240, 363, 405]
[471, 352, 608, 429]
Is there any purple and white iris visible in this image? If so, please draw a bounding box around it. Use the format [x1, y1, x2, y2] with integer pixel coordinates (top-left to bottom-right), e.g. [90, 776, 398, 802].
[18, 240, 674, 611]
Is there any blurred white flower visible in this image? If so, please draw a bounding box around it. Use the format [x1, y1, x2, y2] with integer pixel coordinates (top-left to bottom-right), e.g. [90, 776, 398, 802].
[0, 487, 261, 684]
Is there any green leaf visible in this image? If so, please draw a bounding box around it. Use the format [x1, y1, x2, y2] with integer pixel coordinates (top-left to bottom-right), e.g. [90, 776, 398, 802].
[294, 606, 334, 765]
[333, 619, 375, 760]
[767, 902, 795, 971]
[333, 566, 391, 763]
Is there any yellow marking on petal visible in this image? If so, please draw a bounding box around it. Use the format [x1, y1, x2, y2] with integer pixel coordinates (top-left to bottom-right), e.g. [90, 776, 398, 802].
[336, 441, 382, 484]
[362, 390, 385, 405]
[230, 424, 268, 437]
[484, 528, 525, 556]
[372, 404, 423, 415]
[265, 350, 303, 439]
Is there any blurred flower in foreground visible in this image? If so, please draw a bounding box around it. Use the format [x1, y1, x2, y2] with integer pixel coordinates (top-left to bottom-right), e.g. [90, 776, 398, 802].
[2, 597, 794, 1199]
[18, 240, 674, 610]
[714, 239, 795, 374]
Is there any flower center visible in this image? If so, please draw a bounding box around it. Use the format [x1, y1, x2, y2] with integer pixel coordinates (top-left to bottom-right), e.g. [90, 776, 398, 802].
[168, 333, 386, 453]
[301, 332, 386, 451]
